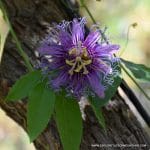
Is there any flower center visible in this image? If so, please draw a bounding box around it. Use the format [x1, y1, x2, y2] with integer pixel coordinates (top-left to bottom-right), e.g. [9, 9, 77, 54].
[65, 45, 92, 75]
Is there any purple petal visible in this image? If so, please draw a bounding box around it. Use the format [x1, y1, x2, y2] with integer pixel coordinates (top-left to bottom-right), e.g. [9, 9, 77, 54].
[87, 71, 105, 98]
[50, 58, 66, 70]
[59, 31, 73, 49]
[51, 70, 69, 89]
[70, 74, 86, 97]
[91, 59, 112, 75]
[84, 31, 100, 48]
[94, 44, 120, 55]
[38, 44, 65, 57]
[72, 19, 85, 45]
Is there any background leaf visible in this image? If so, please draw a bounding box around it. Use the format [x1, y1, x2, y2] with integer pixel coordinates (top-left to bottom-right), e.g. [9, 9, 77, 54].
[121, 58, 150, 82]
[6, 70, 42, 101]
[0, 9, 9, 63]
[88, 98, 106, 129]
[55, 93, 82, 150]
[27, 81, 55, 142]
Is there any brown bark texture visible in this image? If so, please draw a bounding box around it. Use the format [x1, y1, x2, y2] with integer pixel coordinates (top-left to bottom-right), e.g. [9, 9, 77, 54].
[0, 0, 150, 150]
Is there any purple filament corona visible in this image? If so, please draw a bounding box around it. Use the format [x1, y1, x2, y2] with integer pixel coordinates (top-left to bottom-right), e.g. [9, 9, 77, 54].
[38, 18, 120, 99]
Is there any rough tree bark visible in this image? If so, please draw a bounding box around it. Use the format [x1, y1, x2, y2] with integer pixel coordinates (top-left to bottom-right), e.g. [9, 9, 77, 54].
[0, 0, 150, 150]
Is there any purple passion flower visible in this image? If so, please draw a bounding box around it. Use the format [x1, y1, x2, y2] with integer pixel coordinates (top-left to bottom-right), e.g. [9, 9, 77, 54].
[38, 18, 120, 99]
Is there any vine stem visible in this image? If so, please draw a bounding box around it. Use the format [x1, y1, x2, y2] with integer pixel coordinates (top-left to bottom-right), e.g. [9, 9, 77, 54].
[0, 0, 33, 72]
[119, 25, 131, 57]
[80, 1, 96, 24]
[80, 0, 150, 101]
[119, 23, 137, 57]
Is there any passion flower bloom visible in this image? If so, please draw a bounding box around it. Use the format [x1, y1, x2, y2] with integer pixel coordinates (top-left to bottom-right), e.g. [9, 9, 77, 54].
[38, 18, 120, 99]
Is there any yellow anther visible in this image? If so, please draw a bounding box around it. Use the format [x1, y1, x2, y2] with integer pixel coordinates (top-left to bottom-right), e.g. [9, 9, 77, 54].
[68, 69, 74, 75]
[74, 66, 82, 72]
[76, 56, 81, 61]
[69, 48, 76, 55]
[83, 70, 89, 75]
[74, 63, 83, 72]
[82, 47, 88, 57]
[68, 63, 76, 75]
[65, 59, 75, 66]
[83, 66, 89, 74]
[67, 45, 92, 75]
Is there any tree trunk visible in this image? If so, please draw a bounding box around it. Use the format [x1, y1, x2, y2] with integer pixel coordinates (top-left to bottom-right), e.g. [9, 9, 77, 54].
[0, 0, 150, 149]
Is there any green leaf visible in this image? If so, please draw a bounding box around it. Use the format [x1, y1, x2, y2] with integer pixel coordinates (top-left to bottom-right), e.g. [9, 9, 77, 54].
[121, 58, 150, 82]
[27, 81, 55, 142]
[6, 70, 42, 101]
[0, 9, 9, 63]
[55, 93, 82, 150]
[88, 98, 106, 129]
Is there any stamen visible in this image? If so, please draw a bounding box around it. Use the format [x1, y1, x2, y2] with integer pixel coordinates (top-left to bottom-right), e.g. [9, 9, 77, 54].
[76, 56, 81, 61]
[82, 47, 88, 57]
[69, 48, 76, 55]
[66, 46, 92, 75]
[74, 57, 82, 72]
[83, 67, 89, 74]
[82, 61, 89, 75]
[74, 63, 82, 72]
[65, 59, 75, 66]
[68, 61, 77, 75]
[68, 70, 74, 75]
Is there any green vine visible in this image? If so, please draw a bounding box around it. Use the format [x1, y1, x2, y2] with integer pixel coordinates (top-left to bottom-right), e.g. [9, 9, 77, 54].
[0, 0, 33, 72]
